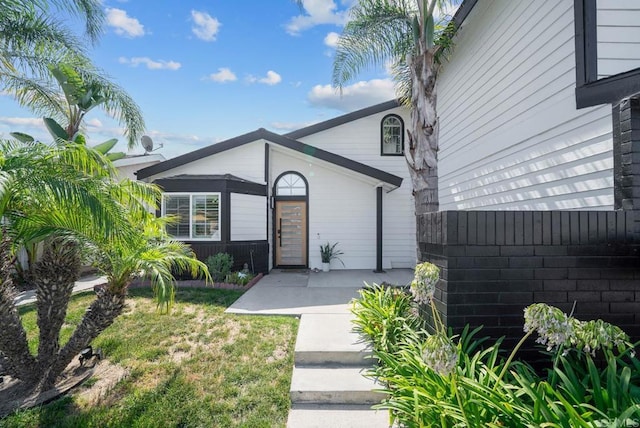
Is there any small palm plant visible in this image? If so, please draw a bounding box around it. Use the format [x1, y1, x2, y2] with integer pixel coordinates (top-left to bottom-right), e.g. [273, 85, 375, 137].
[320, 242, 345, 269]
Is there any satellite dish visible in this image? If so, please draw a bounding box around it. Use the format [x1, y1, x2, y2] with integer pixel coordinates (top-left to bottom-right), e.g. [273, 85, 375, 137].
[141, 135, 154, 153]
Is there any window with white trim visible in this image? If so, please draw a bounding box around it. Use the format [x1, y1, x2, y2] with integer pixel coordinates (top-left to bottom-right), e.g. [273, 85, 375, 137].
[381, 114, 404, 156]
[162, 193, 221, 240]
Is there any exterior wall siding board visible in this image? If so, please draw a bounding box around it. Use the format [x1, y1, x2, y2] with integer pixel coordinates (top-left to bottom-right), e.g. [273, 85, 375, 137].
[417, 211, 640, 354]
[438, 0, 614, 211]
[230, 194, 267, 241]
[184, 241, 269, 274]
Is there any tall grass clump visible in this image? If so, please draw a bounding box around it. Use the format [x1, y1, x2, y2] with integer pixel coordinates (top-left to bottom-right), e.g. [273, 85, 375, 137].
[351, 262, 640, 427]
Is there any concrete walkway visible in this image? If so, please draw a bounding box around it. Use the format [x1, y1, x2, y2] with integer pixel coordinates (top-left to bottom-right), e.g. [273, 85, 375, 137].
[14, 275, 106, 307]
[226, 269, 413, 428]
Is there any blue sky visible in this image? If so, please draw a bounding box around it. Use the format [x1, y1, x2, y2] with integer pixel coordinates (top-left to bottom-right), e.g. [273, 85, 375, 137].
[0, 0, 404, 159]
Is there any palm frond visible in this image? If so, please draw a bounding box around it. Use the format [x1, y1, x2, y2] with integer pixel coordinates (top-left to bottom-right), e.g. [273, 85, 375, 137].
[333, 0, 414, 89]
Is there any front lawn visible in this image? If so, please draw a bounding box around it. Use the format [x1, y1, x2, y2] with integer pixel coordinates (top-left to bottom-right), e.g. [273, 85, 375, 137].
[1, 287, 298, 428]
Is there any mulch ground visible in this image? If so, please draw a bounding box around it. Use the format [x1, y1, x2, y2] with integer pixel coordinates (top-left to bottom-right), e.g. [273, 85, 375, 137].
[129, 272, 263, 290]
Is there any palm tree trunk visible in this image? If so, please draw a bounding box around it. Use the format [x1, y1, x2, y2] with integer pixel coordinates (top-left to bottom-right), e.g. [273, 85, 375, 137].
[41, 286, 126, 390]
[0, 232, 38, 385]
[406, 44, 439, 212]
[33, 241, 81, 380]
[405, 44, 439, 261]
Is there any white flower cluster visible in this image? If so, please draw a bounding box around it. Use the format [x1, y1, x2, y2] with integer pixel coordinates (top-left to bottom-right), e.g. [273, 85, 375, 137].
[523, 303, 573, 352]
[410, 262, 440, 304]
[422, 334, 458, 376]
[571, 319, 633, 356]
[524, 303, 634, 356]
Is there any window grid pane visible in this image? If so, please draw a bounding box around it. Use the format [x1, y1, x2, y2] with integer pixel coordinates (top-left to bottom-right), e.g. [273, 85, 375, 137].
[164, 195, 190, 238]
[276, 173, 306, 196]
[192, 195, 220, 239]
[382, 116, 403, 155]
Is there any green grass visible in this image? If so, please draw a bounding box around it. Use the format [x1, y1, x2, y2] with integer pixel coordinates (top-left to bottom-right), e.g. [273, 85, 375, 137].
[2, 287, 298, 428]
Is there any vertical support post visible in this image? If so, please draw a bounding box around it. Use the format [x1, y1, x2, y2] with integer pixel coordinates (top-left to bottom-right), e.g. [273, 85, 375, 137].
[222, 191, 231, 243]
[375, 186, 385, 273]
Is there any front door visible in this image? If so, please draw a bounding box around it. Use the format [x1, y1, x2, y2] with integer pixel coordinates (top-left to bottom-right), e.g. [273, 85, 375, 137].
[275, 200, 307, 266]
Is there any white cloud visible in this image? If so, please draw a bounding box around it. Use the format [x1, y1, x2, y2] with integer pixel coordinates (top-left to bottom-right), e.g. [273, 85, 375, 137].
[144, 130, 222, 159]
[307, 79, 395, 111]
[207, 67, 237, 83]
[86, 118, 103, 128]
[106, 8, 145, 37]
[286, 0, 348, 35]
[0, 117, 44, 128]
[259, 70, 282, 85]
[191, 10, 221, 41]
[118, 56, 181, 70]
[270, 121, 317, 132]
[247, 70, 282, 86]
[324, 31, 340, 48]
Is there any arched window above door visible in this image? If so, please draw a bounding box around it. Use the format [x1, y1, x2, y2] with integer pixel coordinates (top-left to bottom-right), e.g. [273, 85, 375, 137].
[275, 172, 307, 196]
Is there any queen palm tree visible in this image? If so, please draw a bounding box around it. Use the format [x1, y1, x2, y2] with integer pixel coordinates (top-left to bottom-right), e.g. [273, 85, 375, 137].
[0, 138, 208, 393]
[0, 138, 137, 388]
[42, 215, 210, 389]
[0, 0, 145, 147]
[331, 0, 457, 217]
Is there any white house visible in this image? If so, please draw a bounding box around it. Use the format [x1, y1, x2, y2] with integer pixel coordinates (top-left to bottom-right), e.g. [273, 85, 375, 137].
[136, 0, 640, 274]
[137, 103, 416, 273]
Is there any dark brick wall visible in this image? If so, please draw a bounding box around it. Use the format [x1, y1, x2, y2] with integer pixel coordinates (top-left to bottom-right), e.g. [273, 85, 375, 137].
[418, 211, 640, 349]
[614, 97, 640, 210]
[187, 241, 269, 274]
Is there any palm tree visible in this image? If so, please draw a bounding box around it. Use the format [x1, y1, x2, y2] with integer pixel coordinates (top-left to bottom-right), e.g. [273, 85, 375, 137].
[0, 138, 137, 388]
[0, 1, 145, 147]
[332, 0, 457, 216]
[0, 138, 209, 392]
[42, 215, 210, 389]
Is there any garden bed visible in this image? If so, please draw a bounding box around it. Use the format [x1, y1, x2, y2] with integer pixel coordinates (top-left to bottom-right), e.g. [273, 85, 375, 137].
[130, 273, 263, 291]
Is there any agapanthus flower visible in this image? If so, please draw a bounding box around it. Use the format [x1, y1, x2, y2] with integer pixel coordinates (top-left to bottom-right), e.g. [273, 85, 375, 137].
[422, 334, 458, 376]
[523, 303, 573, 351]
[571, 319, 632, 356]
[410, 262, 440, 304]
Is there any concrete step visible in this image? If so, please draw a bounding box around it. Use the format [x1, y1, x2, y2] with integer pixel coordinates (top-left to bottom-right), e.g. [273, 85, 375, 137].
[295, 313, 371, 366]
[287, 404, 390, 428]
[290, 366, 384, 405]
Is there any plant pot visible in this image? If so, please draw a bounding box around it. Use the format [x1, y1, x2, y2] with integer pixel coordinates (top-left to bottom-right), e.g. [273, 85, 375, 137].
[322, 262, 330, 272]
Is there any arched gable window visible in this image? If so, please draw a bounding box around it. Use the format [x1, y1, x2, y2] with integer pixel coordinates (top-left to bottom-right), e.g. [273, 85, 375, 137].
[381, 114, 404, 156]
[275, 172, 307, 196]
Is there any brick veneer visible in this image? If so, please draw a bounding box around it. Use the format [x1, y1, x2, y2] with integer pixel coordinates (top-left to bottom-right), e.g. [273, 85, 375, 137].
[418, 210, 640, 349]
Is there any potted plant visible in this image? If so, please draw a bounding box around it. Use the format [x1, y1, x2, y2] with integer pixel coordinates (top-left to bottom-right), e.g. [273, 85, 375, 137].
[320, 242, 345, 272]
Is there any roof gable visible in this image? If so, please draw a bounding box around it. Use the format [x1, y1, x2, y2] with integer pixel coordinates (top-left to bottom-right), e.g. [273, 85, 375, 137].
[136, 128, 402, 188]
[285, 100, 401, 139]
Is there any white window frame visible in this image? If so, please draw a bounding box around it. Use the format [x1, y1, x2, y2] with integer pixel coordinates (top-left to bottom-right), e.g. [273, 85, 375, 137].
[161, 192, 221, 241]
[381, 114, 404, 156]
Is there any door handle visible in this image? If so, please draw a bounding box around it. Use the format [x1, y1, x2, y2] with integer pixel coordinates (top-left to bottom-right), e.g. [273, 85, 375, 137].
[278, 218, 282, 247]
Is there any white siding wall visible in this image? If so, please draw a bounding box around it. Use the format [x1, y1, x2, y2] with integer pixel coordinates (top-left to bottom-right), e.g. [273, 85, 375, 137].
[597, 0, 640, 78]
[230, 193, 267, 241]
[296, 108, 416, 269]
[144, 141, 265, 183]
[437, 0, 613, 211]
[271, 150, 383, 270]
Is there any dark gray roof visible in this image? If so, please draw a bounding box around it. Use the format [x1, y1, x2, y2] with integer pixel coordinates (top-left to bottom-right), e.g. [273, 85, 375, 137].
[156, 174, 257, 183]
[137, 128, 403, 188]
[285, 100, 401, 139]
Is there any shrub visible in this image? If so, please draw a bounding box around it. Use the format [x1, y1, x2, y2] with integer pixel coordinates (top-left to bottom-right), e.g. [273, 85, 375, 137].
[205, 253, 233, 282]
[225, 271, 255, 286]
[353, 262, 640, 427]
[351, 283, 422, 357]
